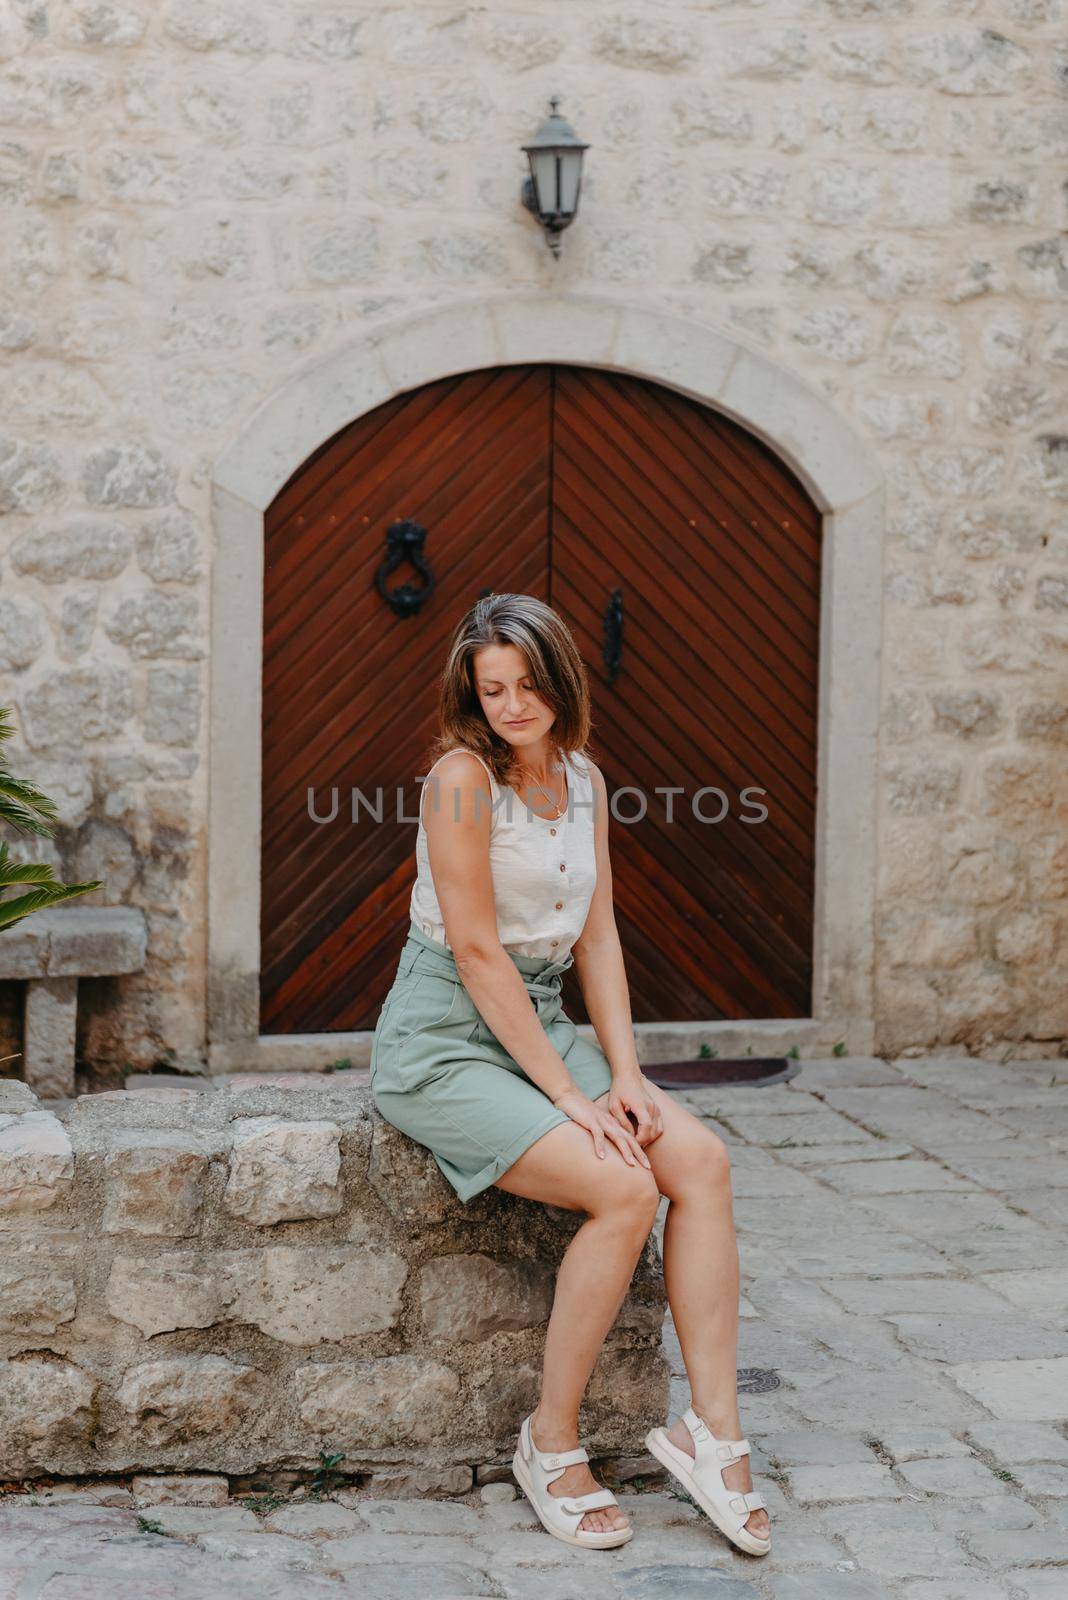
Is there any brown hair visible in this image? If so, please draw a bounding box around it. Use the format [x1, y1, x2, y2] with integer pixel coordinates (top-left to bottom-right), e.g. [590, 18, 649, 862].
[426, 593, 596, 787]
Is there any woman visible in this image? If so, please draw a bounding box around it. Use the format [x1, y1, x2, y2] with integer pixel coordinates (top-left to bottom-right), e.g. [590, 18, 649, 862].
[370, 594, 770, 1557]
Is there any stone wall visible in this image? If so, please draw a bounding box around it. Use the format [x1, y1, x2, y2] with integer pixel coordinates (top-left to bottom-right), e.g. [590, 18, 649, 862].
[0, 3, 1066, 1062]
[0, 1078, 668, 1482]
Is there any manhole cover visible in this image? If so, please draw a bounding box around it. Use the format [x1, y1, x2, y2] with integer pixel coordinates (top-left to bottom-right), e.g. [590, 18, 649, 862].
[645, 1058, 799, 1089]
[737, 1368, 782, 1394]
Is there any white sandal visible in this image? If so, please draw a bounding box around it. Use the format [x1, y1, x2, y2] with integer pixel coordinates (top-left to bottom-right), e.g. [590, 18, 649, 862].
[512, 1413, 633, 1549]
[645, 1406, 771, 1557]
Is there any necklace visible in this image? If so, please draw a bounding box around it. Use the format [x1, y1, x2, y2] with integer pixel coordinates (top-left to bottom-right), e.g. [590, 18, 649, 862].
[514, 759, 566, 819]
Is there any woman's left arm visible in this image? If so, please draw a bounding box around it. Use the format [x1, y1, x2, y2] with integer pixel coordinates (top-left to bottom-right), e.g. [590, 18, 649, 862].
[570, 759, 664, 1147]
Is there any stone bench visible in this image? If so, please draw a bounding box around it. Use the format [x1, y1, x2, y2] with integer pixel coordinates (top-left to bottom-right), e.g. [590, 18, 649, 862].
[0, 1078, 668, 1487]
[0, 906, 147, 1099]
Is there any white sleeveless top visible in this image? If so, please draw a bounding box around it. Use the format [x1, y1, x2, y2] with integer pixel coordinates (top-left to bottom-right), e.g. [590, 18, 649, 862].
[409, 746, 598, 960]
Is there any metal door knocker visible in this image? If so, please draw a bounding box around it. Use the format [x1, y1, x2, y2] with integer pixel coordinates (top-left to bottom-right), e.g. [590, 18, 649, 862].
[375, 518, 436, 616]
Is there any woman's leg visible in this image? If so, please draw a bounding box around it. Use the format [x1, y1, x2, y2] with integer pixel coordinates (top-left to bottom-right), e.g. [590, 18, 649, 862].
[494, 1115, 661, 1535]
[632, 1082, 770, 1542]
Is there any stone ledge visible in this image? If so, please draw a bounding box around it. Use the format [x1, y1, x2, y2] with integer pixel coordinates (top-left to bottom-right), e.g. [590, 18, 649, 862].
[0, 906, 148, 980]
[0, 1081, 669, 1479]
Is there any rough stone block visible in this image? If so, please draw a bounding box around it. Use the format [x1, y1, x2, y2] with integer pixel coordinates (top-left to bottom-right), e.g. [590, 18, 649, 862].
[116, 1355, 266, 1449]
[296, 1356, 461, 1445]
[787, 1463, 899, 1504]
[0, 918, 50, 980]
[106, 1244, 407, 1342]
[966, 1422, 1068, 1464]
[323, 1531, 491, 1571]
[223, 1244, 407, 1343]
[366, 1464, 475, 1499]
[0, 1080, 39, 1113]
[980, 1266, 1068, 1317]
[0, 1241, 77, 1333]
[265, 1501, 362, 1534]
[367, 1119, 453, 1221]
[756, 1429, 876, 1467]
[0, 1109, 74, 1213]
[889, 1313, 1068, 1364]
[142, 1505, 259, 1534]
[964, 1529, 1068, 1567]
[105, 1251, 223, 1336]
[223, 1117, 342, 1225]
[1012, 1463, 1068, 1497]
[880, 1427, 971, 1463]
[419, 1253, 554, 1342]
[102, 1133, 208, 1236]
[948, 1358, 1068, 1422]
[22, 976, 78, 1098]
[357, 1498, 481, 1534]
[898, 1456, 1004, 1496]
[586, 1344, 672, 1441]
[130, 1473, 230, 1506]
[0, 1355, 97, 1475]
[0, 905, 148, 979]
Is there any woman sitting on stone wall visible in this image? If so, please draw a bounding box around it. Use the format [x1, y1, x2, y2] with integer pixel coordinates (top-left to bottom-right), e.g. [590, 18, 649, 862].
[370, 592, 770, 1557]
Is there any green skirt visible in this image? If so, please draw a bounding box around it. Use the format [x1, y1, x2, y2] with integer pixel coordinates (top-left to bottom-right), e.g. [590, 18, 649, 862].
[371, 922, 613, 1203]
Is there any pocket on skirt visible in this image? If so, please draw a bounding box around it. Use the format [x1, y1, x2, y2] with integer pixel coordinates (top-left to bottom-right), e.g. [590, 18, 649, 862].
[393, 972, 475, 1040]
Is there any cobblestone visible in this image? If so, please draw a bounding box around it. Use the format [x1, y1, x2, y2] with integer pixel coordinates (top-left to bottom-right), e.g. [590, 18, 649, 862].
[1, 1057, 1065, 1598]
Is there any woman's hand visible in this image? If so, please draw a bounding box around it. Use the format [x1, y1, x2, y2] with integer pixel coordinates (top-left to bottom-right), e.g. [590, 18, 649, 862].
[553, 1088, 652, 1168]
[607, 1074, 664, 1148]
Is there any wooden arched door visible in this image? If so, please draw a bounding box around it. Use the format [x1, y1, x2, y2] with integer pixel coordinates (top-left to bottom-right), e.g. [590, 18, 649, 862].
[260, 366, 820, 1034]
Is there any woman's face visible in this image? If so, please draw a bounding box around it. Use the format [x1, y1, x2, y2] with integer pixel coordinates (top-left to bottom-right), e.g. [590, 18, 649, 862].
[473, 643, 555, 750]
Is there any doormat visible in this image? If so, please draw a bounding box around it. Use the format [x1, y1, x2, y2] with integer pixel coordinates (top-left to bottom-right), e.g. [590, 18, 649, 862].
[644, 1058, 799, 1089]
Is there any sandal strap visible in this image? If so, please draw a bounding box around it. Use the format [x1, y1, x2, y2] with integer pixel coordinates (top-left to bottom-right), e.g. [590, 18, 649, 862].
[520, 1416, 590, 1474]
[682, 1408, 750, 1461]
[714, 1438, 750, 1462]
[682, 1405, 704, 1437]
[728, 1489, 766, 1515]
[535, 1444, 589, 1470]
[557, 1488, 618, 1515]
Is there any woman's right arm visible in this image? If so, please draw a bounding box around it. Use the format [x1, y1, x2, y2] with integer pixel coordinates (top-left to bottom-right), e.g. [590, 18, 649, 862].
[424, 753, 649, 1167]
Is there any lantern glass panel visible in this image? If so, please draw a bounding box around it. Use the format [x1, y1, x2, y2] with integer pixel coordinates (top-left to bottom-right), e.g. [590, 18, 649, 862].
[558, 151, 582, 215]
[531, 149, 559, 214]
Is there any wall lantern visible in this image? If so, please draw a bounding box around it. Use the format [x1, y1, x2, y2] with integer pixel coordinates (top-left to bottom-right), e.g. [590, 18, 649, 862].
[520, 96, 589, 258]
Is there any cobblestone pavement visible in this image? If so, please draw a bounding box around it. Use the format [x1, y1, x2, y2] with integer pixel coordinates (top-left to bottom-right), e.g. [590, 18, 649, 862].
[3, 1055, 1067, 1599]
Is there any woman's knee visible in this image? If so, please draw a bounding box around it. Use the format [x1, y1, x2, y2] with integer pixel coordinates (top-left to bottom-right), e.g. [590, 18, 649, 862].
[587, 1161, 660, 1236]
[677, 1122, 732, 1196]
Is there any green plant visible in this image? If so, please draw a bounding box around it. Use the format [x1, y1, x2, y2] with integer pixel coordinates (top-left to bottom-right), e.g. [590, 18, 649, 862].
[0, 706, 102, 929]
[832, 1041, 846, 1057]
[309, 1449, 346, 1498]
[136, 1515, 169, 1535]
[242, 1491, 287, 1515]
[666, 1483, 698, 1508]
[698, 1043, 717, 1059]
[787, 1045, 800, 1060]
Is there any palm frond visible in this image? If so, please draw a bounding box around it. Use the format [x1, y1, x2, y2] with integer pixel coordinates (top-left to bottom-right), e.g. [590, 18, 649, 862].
[0, 843, 72, 887]
[0, 707, 106, 931]
[0, 708, 59, 838]
[0, 881, 104, 931]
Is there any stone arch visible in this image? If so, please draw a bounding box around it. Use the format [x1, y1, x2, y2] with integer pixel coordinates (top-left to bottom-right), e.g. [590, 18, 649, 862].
[209, 293, 884, 1067]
